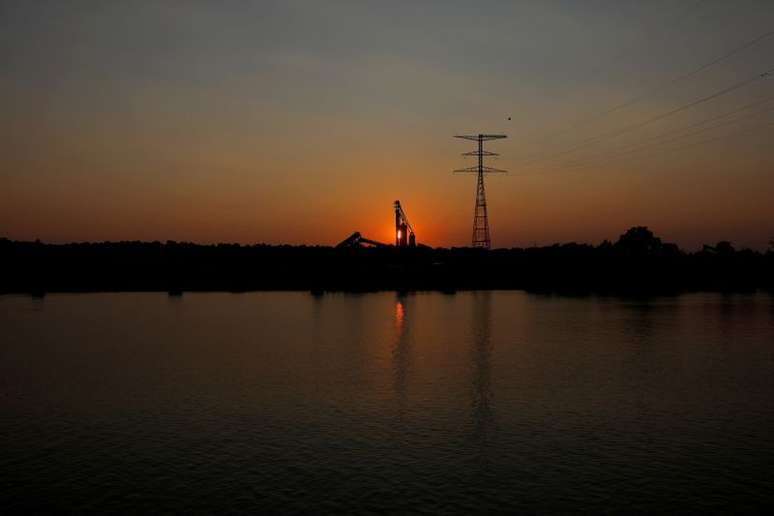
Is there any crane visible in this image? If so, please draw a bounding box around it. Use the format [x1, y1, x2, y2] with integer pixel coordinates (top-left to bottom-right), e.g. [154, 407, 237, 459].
[336, 232, 390, 248]
[394, 200, 416, 247]
[336, 201, 418, 248]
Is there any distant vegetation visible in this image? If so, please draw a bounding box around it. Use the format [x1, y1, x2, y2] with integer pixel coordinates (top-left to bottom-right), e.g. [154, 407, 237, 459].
[1, 227, 772, 295]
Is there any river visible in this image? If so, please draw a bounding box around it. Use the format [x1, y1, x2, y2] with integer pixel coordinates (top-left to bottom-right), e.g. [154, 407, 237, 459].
[2, 291, 773, 513]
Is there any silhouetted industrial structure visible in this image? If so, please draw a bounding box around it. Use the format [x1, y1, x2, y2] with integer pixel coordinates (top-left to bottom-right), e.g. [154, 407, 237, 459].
[394, 200, 416, 247]
[336, 232, 389, 248]
[454, 134, 507, 249]
[337, 200, 416, 248]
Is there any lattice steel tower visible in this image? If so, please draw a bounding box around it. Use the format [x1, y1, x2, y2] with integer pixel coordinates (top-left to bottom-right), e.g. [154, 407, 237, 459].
[454, 134, 507, 249]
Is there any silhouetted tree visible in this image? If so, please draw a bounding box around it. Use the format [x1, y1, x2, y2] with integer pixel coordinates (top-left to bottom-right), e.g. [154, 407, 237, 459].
[715, 241, 735, 255]
[0, 227, 770, 294]
[615, 226, 663, 255]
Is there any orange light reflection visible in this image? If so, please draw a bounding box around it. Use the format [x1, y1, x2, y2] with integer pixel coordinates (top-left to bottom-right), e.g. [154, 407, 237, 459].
[394, 300, 405, 329]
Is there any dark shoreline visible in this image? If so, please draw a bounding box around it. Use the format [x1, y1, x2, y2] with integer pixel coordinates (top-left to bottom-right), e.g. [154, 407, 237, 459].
[3, 227, 773, 296]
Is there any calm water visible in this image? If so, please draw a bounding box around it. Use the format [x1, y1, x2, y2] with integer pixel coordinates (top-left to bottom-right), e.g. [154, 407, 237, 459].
[1, 291, 773, 514]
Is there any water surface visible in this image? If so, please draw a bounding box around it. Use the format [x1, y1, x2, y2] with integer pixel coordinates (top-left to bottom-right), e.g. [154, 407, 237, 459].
[2, 291, 773, 513]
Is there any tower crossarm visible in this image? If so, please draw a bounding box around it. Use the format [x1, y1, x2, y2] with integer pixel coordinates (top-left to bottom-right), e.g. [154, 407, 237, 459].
[462, 150, 499, 156]
[454, 134, 507, 141]
[453, 165, 507, 174]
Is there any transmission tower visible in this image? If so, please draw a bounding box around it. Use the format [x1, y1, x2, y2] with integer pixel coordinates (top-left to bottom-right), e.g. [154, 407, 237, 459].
[454, 134, 507, 249]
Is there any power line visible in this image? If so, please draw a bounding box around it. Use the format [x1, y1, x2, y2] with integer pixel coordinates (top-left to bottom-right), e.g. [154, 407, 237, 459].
[592, 29, 774, 120]
[517, 66, 774, 170]
[512, 119, 774, 177]
[523, 25, 774, 152]
[562, 95, 774, 169]
[610, 120, 774, 164]
[565, 108, 774, 170]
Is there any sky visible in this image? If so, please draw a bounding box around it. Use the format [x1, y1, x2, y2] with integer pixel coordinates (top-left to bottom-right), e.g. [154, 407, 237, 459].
[1, 0, 773, 249]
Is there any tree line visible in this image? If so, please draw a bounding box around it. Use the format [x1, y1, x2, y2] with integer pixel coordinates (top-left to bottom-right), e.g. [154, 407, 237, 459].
[1, 227, 772, 295]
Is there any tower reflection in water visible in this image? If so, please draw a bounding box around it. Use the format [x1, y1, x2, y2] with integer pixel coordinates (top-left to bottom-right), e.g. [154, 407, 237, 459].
[390, 292, 494, 445]
[470, 291, 494, 445]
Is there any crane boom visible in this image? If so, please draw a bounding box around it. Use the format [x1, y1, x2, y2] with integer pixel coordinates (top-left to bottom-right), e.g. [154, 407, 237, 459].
[394, 200, 416, 247]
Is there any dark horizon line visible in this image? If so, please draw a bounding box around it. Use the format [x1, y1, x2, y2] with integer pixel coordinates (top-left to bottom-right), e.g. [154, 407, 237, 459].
[2, 232, 772, 254]
[2, 227, 773, 296]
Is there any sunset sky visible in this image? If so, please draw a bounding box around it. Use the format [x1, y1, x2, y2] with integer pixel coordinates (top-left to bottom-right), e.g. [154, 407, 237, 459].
[2, 1, 773, 249]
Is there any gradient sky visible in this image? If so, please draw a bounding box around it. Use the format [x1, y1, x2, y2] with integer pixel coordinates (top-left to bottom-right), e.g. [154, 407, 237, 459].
[2, 0, 773, 249]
